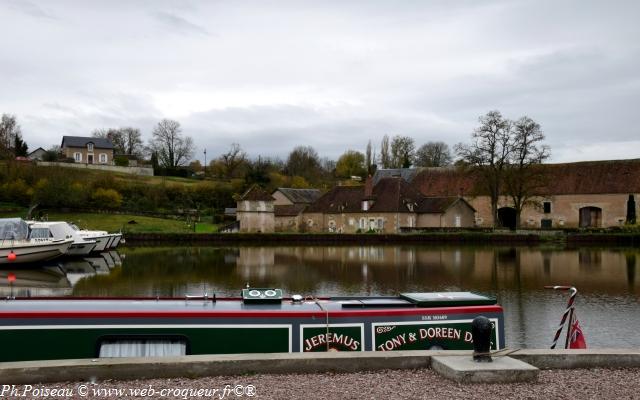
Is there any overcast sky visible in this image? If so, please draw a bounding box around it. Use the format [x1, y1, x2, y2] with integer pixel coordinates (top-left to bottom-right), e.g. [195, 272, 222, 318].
[2, 0, 639, 163]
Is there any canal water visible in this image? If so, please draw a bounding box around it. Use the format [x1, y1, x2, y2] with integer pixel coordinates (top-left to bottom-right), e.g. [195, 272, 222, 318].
[2, 245, 639, 349]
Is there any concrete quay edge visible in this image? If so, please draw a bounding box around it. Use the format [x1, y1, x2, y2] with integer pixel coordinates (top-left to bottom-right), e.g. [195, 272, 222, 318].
[1, 349, 640, 384]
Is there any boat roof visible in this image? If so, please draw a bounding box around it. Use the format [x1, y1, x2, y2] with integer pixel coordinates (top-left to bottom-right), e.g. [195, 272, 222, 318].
[0, 292, 498, 314]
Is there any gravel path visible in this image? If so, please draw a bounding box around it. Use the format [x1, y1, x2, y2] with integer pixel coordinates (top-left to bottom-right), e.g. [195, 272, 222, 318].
[22, 368, 640, 399]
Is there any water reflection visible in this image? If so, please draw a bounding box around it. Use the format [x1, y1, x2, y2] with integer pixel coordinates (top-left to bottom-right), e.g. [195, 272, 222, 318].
[1, 245, 639, 348]
[0, 250, 122, 297]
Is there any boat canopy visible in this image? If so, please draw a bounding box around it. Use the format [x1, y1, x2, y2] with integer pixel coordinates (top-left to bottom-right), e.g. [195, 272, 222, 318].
[0, 218, 29, 241]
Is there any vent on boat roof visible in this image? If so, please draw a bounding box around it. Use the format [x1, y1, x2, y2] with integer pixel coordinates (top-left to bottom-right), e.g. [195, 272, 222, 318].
[399, 292, 496, 308]
[242, 288, 283, 304]
[340, 298, 415, 309]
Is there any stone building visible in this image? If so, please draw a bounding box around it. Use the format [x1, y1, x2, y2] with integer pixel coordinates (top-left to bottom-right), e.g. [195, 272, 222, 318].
[302, 177, 476, 233]
[272, 188, 322, 232]
[403, 159, 640, 229]
[236, 185, 275, 233]
[61, 136, 114, 165]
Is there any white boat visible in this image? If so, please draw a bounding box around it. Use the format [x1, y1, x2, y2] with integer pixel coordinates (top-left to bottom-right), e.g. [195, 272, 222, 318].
[29, 221, 97, 256]
[109, 233, 123, 249]
[0, 219, 74, 264]
[70, 225, 117, 252]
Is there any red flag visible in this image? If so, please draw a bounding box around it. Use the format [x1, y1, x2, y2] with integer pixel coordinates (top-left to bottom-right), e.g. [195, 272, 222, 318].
[569, 314, 587, 349]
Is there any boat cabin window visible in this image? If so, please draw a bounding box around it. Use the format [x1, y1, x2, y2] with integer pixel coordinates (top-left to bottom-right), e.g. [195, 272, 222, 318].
[99, 339, 187, 358]
[30, 227, 52, 239]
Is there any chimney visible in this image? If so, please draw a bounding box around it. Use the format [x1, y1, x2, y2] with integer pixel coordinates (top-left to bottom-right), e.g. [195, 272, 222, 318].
[364, 175, 373, 198]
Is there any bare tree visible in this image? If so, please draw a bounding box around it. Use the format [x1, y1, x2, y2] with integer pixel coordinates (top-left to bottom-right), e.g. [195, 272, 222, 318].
[504, 116, 550, 228]
[285, 145, 322, 183]
[380, 135, 391, 169]
[149, 119, 194, 168]
[121, 127, 144, 156]
[0, 114, 21, 157]
[415, 141, 452, 167]
[93, 127, 143, 156]
[455, 111, 513, 228]
[390, 135, 415, 168]
[219, 143, 247, 178]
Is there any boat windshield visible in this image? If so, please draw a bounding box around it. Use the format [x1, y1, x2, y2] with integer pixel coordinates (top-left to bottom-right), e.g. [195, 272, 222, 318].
[0, 218, 29, 241]
[30, 227, 52, 239]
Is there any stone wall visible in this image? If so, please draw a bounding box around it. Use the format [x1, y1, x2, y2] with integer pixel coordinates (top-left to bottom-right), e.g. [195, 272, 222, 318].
[37, 161, 154, 176]
[237, 199, 275, 233]
[301, 212, 419, 233]
[62, 147, 113, 165]
[466, 193, 639, 228]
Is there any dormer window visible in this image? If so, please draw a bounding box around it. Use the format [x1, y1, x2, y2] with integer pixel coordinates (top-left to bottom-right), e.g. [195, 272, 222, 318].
[362, 201, 368, 211]
[407, 203, 414, 212]
[87, 143, 94, 152]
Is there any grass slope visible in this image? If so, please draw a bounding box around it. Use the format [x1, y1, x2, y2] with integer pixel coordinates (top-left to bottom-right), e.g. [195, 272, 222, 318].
[0, 206, 217, 234]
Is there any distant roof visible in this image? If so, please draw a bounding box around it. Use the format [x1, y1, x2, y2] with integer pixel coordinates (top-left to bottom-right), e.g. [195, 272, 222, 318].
[372, 168, 421, 185]
[274, 188, 322, 204]
[274, 204, 306, 216]
[417, 197, 476, 213]
[61, 136, 114, 149]
[413, 159, 640, 196]
[28, 147, 46, 155]
[239, 185, 274, 201]
[306, 177, 424, 213]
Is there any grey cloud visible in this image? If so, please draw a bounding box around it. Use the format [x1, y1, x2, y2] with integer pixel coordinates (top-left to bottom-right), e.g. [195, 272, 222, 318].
[1, 1, 639, 164]
[152, 11, 210, 36]
[5, 0, 57, 20]
[183, 105, 462, 162]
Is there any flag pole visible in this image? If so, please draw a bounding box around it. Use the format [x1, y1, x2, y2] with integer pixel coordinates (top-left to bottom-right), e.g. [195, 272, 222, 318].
[564, 306, 575, 349]
[545, 285, 577, 349]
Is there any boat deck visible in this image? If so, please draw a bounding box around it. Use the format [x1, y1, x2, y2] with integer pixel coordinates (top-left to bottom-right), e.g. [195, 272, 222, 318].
[1, 292, 498, 314]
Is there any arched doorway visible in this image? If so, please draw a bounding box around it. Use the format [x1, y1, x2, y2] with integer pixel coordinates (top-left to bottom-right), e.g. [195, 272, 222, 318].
[579, 206, 602, 228]
[497, 207, 517, 230]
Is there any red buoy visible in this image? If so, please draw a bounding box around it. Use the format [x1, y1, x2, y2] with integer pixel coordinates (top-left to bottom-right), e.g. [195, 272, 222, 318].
[7, 252, 17, 262]
[7, 272, 16, 283]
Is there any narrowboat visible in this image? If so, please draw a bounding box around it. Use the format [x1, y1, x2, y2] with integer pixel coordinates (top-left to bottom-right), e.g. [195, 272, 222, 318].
[0, 289, 504, 362]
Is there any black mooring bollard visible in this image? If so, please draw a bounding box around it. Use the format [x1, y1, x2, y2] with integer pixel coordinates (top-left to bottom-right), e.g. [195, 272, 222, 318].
[472, 315, 493, 362]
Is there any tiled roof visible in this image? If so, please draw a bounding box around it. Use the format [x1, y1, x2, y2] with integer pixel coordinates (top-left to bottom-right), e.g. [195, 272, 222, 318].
[369, 177, 423, 212]
[305, 186, 362, 213]
[274, 204, 306, 216]
[275, 188, 322, 204]
[417, 197, 476, 213]
[543, 159, 640, 194]
[306, 178, 426, 213]
[372, 168, 421, 185]
[239, 185, 274, 201]
[413, 159, 640, 196]
[412, 168, 477, 197]
[61, 136, 114, 149]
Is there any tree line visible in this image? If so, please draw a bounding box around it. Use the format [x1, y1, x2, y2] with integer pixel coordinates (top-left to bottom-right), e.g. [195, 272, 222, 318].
[1, 110, 550, 228]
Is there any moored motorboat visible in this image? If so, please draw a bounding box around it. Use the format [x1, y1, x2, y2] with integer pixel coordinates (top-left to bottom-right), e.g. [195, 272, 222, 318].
[28, 221, 97, 256]
[0, 289, 504, 362]
[72, 227, 122, 252]
[109, 233, 123, 249]
[0, 219, 74, 264]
